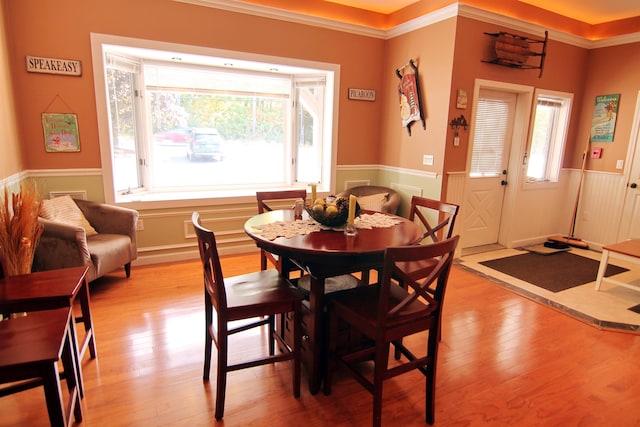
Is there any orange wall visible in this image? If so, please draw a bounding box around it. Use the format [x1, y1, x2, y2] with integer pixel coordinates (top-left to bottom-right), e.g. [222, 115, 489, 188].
[6, 0, 385, 171]
[4, 0, 639, 183]
[445, 17, 590, 172]
[0, 0, 22, 178]
[577, 42, 640, 172]
[381, 18, 457, 173]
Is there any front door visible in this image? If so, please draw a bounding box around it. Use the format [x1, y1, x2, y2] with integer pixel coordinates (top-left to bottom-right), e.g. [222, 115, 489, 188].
[618, 90, 640, 240]
[463, 89, 517, 248]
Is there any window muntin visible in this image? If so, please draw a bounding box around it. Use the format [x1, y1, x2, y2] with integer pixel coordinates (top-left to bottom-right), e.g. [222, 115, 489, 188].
[526, 90, 573, 183]
[95, 37, 336, 203]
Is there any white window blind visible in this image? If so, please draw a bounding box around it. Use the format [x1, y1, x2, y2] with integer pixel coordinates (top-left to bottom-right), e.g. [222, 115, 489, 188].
[470, 98, 510, 177]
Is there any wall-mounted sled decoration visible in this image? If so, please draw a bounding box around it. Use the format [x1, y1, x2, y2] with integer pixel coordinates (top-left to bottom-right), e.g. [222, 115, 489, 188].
[396, 59, 425, 135]
[482, 30, 548, 78]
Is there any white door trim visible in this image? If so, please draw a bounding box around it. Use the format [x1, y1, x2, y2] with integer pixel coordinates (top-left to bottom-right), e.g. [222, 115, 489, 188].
[460, 79, 534, 249]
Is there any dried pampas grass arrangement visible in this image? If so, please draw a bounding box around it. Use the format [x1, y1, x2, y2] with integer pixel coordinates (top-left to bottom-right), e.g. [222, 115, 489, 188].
[0, 180, 44, 276]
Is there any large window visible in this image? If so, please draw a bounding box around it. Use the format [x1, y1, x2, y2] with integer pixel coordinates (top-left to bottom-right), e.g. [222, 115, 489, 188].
[525, 90, 573, 183]
[92, 34, 337, 203]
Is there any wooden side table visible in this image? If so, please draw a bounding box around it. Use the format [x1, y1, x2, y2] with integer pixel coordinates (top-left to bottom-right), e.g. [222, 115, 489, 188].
[0, 308, 83, 427]
[0, 266, 95, 397]
[595, 239, 640, 293]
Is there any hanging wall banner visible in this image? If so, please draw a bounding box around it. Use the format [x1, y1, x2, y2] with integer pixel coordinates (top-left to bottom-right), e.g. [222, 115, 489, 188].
[395, 59, 425, 135]
[26, 55, 82, 76]
[42, 113, 81, 152]
[590, 94, 620, 142]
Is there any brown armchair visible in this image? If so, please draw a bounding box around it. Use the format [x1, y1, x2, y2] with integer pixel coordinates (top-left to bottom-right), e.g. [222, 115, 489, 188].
[33, 198, 139, 282]
[336, 185, 401, 215]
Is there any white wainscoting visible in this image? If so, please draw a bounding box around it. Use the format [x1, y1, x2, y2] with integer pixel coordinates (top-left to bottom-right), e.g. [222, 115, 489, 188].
[446, 169, 627, 250]
[575, 170, 627, 249]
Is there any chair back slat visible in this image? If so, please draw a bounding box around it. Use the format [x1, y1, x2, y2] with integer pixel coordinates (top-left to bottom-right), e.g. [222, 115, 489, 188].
[192, 212, 227, 311]
[256, 190, 307, 213]
[409, 196, 459, 244]
[380, 236, 459, 322]
[256, 190, 308, 273]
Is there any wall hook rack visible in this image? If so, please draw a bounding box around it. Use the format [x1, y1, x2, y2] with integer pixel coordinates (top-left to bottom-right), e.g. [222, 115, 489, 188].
[449, 115, 468, 136]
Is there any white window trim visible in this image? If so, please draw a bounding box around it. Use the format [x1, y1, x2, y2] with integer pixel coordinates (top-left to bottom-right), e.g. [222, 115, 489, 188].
[522, 88, 573, 190]
[90, 32, 340, 207]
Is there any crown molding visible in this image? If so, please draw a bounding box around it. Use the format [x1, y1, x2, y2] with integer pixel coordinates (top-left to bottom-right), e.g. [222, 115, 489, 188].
[456, 3, 593, 48]
[174, 0, 639, 48]
[174, 0, 387, 38]
[590, 32, 640, 49]
[384, 3, 459, 39]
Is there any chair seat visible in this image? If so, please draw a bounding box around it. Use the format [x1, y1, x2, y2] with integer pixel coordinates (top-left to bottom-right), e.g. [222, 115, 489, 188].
[297, 274, 359, 295]
[330, 284, 437, 338]
[225, 270, 304, 320]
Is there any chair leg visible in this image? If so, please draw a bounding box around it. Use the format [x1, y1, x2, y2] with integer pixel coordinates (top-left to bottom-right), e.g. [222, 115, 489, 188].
[215, 332, 228, 420]
[260, 251, 268, 271]
[372, 344, 390, 427]
[124, 263, 131, 278]
[292, 303, 301, 398]
[393, 339, 403, 360]
[61, 328, 83, 423]
[425, 333, 438, 425]
[268, 315, 275, 356]
[203, 298, 213, 381]
[42, 363, 66, 427]
[203, 331, 212, 381]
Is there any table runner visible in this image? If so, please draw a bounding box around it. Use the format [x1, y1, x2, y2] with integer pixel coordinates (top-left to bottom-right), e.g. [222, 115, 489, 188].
[253, 213, 403, 240]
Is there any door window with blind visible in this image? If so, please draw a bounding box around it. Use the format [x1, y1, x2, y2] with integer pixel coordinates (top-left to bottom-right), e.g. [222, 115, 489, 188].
[469, 90, 516, 177]
[525, 89, 573, 183]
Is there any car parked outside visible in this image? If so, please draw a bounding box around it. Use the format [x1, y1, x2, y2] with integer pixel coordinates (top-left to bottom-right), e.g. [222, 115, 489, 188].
[186, 128, 224, 161]
[153, 127, 192, 144]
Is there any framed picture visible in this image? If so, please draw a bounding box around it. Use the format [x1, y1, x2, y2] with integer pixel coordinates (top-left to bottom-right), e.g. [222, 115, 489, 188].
[42, 113, 80, 152]
[456, 89, 468, 109]
[590, 94, 620, 143]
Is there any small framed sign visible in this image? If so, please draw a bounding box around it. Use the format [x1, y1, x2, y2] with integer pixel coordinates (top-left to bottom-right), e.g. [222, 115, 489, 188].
[26, 55, 82, 76]
[42, 113, 81, 152]
[348, 88, 376, 101]
[590, 94, 620, 142]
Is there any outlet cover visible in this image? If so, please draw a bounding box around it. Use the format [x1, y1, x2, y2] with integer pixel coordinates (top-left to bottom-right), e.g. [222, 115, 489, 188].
[422, 154, 434, 166]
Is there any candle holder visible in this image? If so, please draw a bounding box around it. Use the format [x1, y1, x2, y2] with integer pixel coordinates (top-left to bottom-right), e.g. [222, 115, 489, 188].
[344, 224, 357, 236]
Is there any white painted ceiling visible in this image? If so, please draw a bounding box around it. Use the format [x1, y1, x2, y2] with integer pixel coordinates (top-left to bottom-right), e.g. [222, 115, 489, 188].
[324, 0, 640, 24]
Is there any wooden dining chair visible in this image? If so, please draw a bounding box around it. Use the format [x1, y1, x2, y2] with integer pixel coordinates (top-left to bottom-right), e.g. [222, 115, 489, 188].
[324, 236, 459, 427]
[256, 190, 307, 272]
[192, 212, 303, 420]
[392, 196, 459, 357]
[396, 196, 459, 281]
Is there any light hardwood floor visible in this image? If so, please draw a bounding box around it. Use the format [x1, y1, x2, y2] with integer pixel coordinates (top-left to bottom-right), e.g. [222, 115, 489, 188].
[2, 253, 639, 426]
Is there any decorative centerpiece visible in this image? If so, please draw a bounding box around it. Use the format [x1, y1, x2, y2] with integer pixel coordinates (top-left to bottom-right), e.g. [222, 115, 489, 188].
[0, 181, 43, 277]
[305, 195, 360, 227]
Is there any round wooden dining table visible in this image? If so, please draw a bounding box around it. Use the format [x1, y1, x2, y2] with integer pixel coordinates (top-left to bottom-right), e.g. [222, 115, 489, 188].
[244, 209, 422, 394]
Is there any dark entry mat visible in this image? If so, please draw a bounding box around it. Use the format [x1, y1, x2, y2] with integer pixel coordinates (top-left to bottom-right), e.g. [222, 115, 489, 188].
[480, 251, 628, 292]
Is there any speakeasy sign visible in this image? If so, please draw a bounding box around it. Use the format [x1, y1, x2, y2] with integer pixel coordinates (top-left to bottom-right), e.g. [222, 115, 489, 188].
[26, 55, 82, 76]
